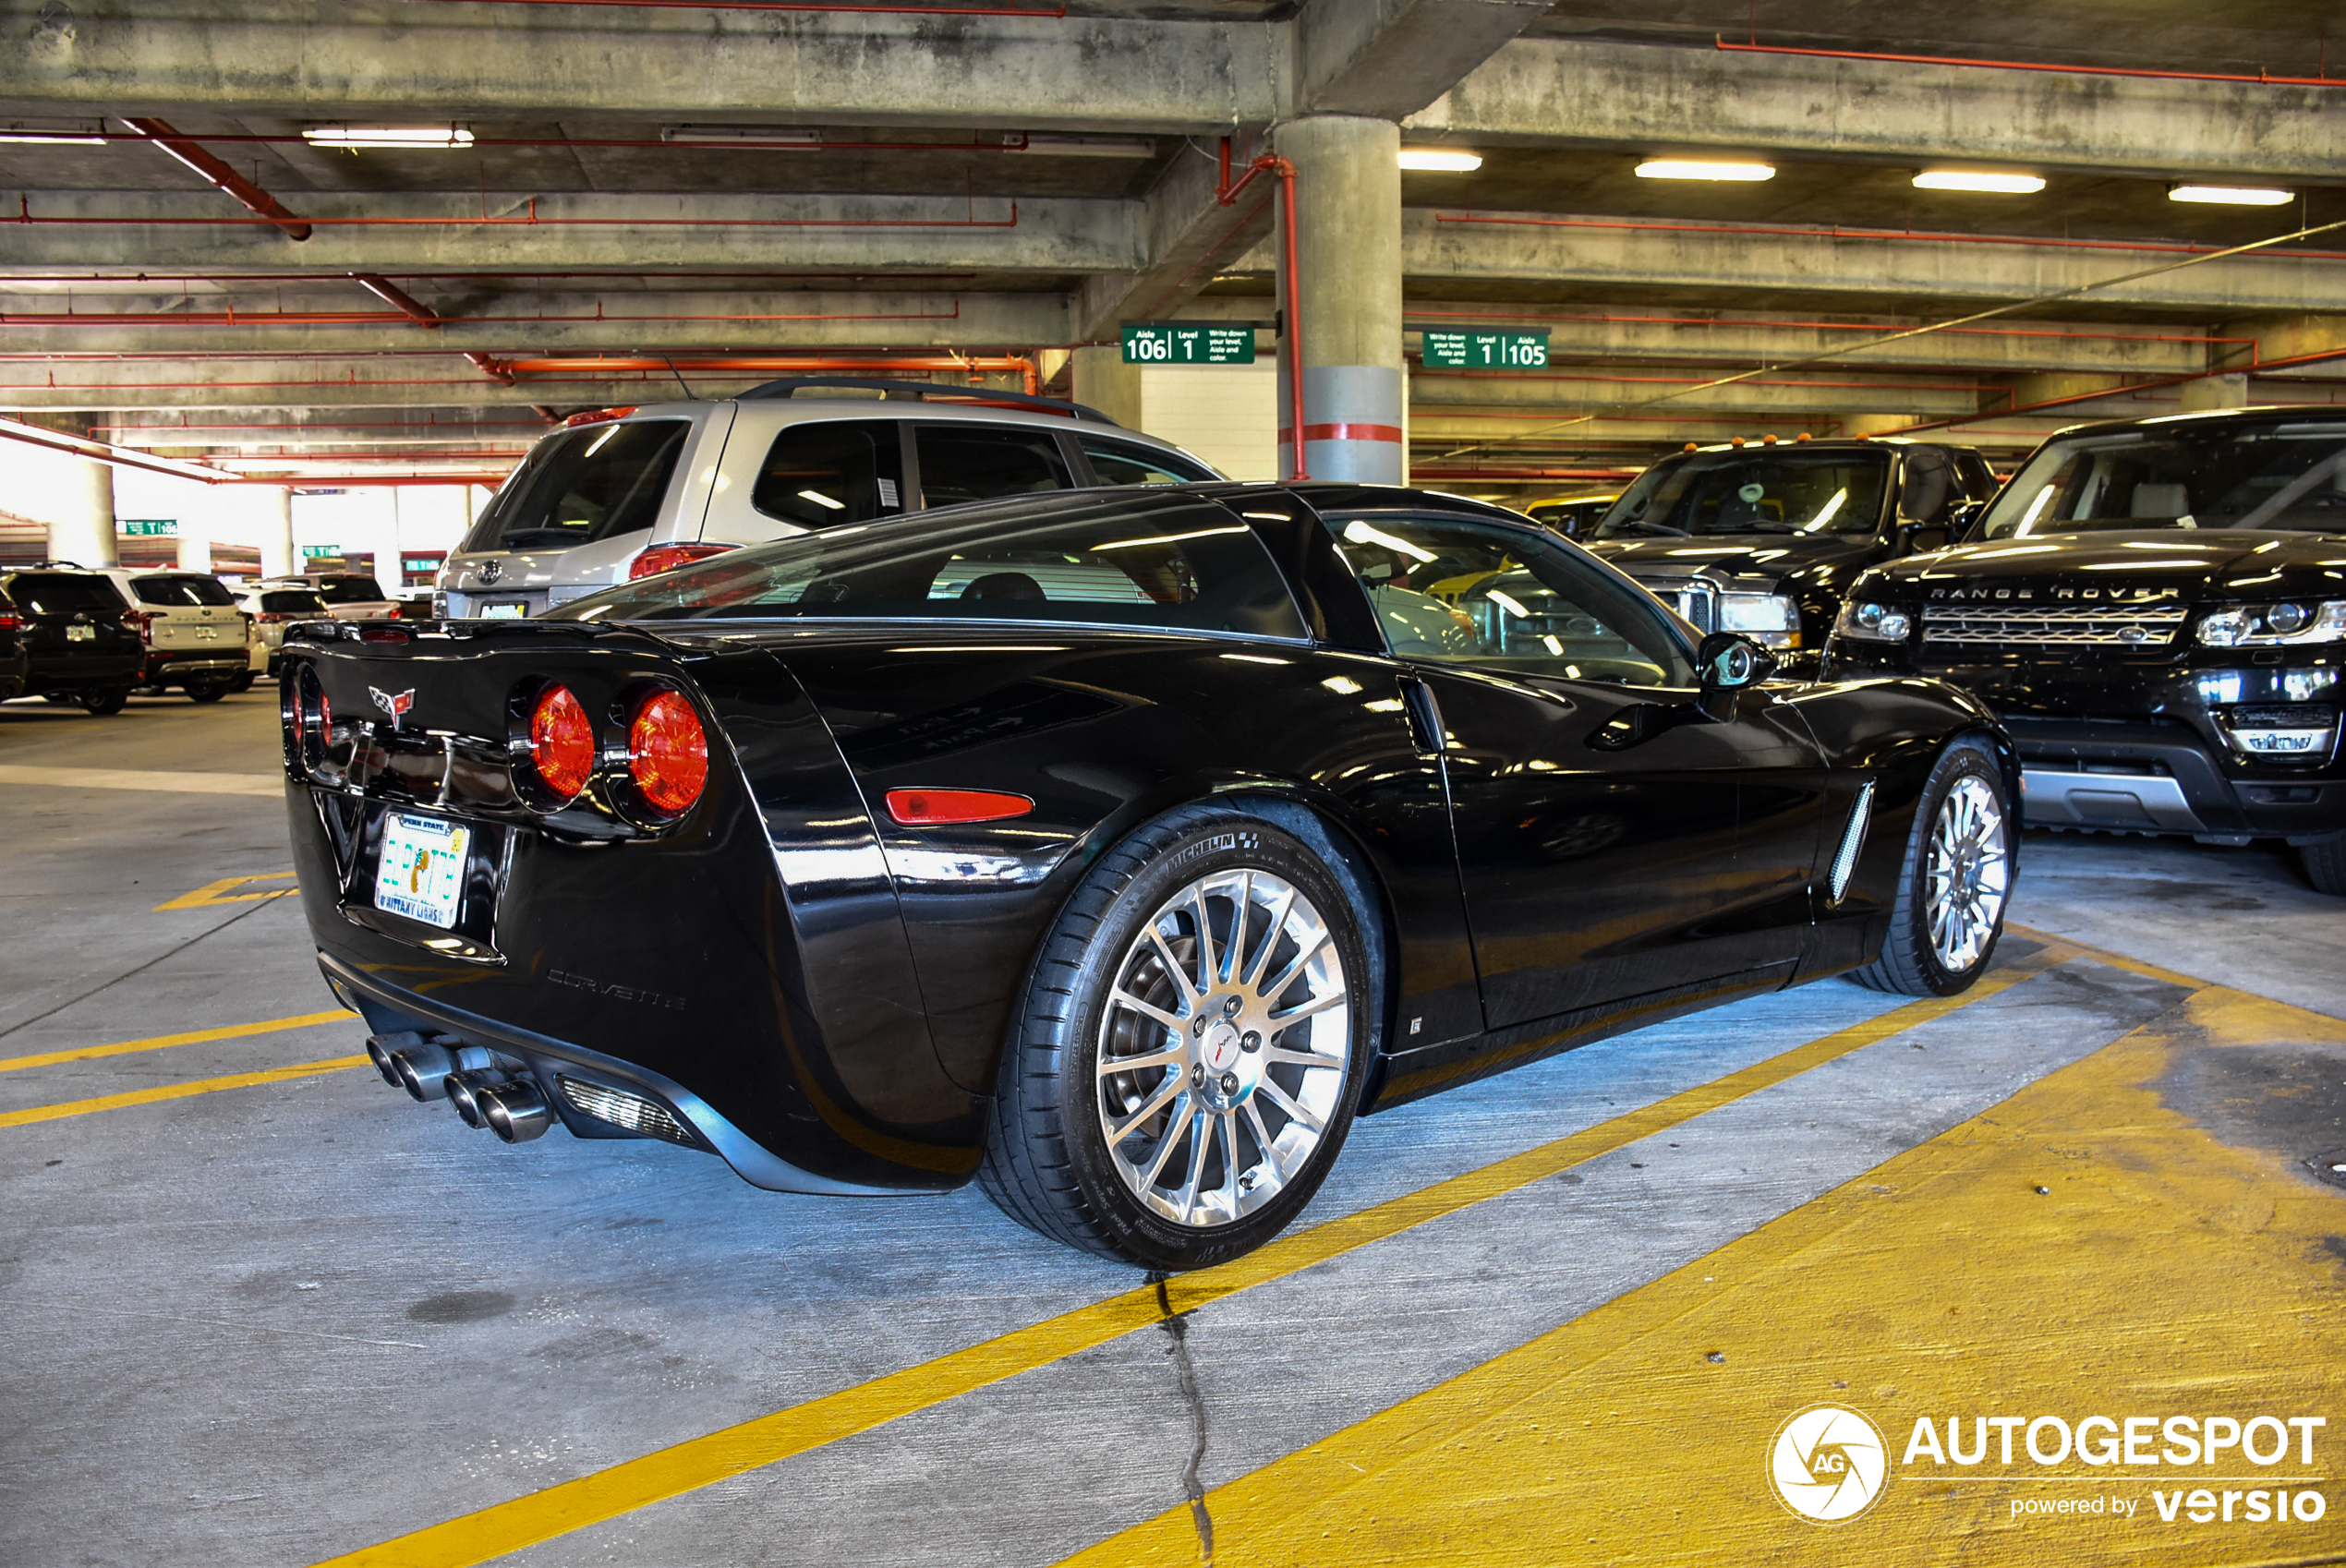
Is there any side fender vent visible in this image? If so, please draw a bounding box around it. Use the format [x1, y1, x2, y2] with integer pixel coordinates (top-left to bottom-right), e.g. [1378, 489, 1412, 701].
[1827, 780, 1876, 906]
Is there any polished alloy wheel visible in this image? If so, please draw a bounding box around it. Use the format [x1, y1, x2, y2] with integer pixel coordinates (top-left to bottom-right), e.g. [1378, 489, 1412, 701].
[1094, 868, 1351, 1229]
[1924, 775, 2009, 972]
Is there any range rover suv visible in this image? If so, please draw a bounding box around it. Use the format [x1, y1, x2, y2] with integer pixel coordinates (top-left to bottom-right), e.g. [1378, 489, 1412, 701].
[436, 378, 1222, 619]
[1825, 405, 2346, 893]
[1583, 436, 1999, 676]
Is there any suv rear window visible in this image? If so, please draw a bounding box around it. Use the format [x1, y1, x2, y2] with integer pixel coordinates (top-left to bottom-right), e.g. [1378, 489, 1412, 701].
[316, 578, 388, 604]
[260, 590, 327, 614]
[6, 574, 123, 615]
[1079, 437, 1216, 486]
[462, 419, 692, 551]
[555, 490, 1306, 640]
[131, 574, 237, 608]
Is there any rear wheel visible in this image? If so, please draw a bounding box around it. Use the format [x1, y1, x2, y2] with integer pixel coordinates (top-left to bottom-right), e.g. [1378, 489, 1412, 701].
[1848, 737, 2013, 996]
[979, 807, 1375, 1269]
[79, 687, 128, 717]
[183, 680, 227, 703]
[2300, 832, 2346, 897]
[229, 671, 257, 694]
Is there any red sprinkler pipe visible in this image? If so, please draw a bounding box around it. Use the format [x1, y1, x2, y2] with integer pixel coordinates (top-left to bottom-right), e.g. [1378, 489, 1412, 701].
[120, 117, 311, 241]
[1214, 138, 1308, 482]
[1715, 35, 2346, 89]
[12, 196, 1019, 231]
[389, 0, 1064, 12]
[1435, 211, 2346, 263]
[0, 301, 964, 329]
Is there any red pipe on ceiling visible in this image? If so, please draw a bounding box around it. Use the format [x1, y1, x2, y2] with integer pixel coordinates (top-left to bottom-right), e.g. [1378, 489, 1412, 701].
[1715, 35, 2346, 90]
[1, 271, 982, 283]
[1401, 307, 2257, 352]
[0, 302, 963, 328]
[1212, 139, 1308, 482]
[385, 0, 1063, 12]
[118, 117, 311, 241]
[1435, 211, 2346, 263]
[14, 196, 1018, 230]
[350, 274, 442, 326]
[1868, 345, 2346, 436]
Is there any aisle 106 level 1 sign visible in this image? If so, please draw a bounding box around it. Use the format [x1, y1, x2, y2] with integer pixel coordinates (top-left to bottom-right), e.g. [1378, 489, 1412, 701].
[1421, 328, 1550, 368]
[1120, 323, 1257, 364]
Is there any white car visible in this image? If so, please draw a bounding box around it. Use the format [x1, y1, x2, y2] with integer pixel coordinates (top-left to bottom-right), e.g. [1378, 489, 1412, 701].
[229, 583, 331, 676]
[92, 567, 259, 701]
[255, 572, 401, 621]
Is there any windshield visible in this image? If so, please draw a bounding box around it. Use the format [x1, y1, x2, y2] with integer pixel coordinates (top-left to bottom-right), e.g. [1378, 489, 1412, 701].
[461, 418, 691, 552]
[1596, 450, 1890, 538]
[550, 490, 1307, 640]
[1981, 422, 2346, 537]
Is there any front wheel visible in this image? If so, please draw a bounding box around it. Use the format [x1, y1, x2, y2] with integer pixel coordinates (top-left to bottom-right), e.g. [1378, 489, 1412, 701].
[79, 687, 129, 717]
[979, 808, 1375, 1269]
[228, 670, 258, 694]
[1848, 736, 2014, 996]
[2301, 832, 2346, 897]
[184, 680, 228, 704]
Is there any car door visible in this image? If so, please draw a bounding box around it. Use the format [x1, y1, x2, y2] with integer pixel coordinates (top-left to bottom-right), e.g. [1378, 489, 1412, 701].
[1323, 511, 1828, 1027]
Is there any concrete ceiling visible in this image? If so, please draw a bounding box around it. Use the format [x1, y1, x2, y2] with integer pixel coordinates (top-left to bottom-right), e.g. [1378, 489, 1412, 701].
[4, 0, 2345, 491]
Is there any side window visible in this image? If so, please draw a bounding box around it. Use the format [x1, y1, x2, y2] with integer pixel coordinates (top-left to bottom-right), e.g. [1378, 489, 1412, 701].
[1079, 437, 1216, 487]
[913, 424, 1074, 508]
[1327, 513, 1694, 687]
[751, 419, 906, 529]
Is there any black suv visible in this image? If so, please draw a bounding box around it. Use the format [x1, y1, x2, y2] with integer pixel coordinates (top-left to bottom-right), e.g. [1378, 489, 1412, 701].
[0, 586, 28, 701]
[1, 566, 144, 714]
[1582, 437, 2000, 676]
[1825, 406, 2346, 893]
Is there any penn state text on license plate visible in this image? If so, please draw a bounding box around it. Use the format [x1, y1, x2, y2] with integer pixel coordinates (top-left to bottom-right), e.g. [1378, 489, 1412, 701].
[373, 813, 471, 929]
[478, 600, 528, 620]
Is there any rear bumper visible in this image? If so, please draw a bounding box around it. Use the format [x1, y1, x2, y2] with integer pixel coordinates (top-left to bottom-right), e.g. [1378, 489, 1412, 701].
[143, 651, 250, 681]
[319, 951, 903, 1196]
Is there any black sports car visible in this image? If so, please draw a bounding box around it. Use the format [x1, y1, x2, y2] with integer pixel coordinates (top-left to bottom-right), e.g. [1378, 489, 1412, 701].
[281, 483, 2016, 1269]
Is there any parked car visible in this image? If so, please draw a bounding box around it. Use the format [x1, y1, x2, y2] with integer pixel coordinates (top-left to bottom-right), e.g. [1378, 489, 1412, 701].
[0, 565, 143, 714]
[256, 573, 400, 621]
[230, 584, 331, 676]
[1824, 405, 2346, 893]
[92, 568, 257, 701]
[1521, 491, 1620, 538]
[0, 586, 29, 701]
[1582, 437, 2000, 677]
[284, 481, 2013, 1269]
[434, 377, 1225, 619]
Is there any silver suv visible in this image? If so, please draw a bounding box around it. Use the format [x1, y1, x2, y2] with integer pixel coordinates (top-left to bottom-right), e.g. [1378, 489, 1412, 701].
[435, 378, 1222, 619]
[93, 568, 258, 701]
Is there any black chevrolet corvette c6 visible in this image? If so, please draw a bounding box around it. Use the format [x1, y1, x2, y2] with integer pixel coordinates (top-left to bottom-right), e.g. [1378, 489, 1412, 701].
[281, 482, 2016, 1269]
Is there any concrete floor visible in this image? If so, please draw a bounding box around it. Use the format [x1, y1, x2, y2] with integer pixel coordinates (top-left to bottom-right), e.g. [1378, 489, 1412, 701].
[2, 692, 2340, 1568]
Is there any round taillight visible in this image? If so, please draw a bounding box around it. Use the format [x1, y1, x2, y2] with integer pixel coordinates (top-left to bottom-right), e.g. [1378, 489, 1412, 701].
[628, 690, 707, 816]
[528, 684, 596, 802]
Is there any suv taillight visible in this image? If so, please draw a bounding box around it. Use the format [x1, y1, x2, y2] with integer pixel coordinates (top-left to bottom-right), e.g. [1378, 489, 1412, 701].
[0, 607, 17, 633]
[129, 609, 158, 645]
[525, 684, 596, 804]
[628, 542, 735, 582]
[626, 690, 708, 815]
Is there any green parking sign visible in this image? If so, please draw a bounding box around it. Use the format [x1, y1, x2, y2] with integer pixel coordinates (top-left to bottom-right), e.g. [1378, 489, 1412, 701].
[1121, 323, 1257, 365]
[1421, 329, 1550, 369]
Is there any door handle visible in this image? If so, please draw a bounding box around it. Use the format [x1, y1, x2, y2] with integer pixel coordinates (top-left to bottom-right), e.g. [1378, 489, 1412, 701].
[1400, 676, 1446, 754]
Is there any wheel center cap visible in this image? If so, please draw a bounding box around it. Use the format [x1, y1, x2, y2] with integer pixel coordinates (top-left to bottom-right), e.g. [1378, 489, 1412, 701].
[1201, 1021, 1243, 1074]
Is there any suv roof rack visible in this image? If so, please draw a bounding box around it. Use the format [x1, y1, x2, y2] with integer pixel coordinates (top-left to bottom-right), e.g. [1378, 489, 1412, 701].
[734, 376, 1120, 428]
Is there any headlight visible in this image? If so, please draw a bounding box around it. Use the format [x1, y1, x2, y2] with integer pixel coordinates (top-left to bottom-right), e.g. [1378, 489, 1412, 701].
[1833, 599, 1913, 644]
[1720, 591, 1801, 647]
[2195, 599, 2346, 647]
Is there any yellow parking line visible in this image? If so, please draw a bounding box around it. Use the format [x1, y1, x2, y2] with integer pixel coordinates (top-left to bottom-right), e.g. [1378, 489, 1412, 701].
[307, 941, 2079, 1568]
[0, 1009, 356, 1074]
[152, 872, 300, 912]
[0, 1055, 370, 1129]
[1056, 981, 2346, 1568]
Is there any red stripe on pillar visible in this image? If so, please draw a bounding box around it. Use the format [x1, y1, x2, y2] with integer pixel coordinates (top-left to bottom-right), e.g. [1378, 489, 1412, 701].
[1277, 423, 1406, 444]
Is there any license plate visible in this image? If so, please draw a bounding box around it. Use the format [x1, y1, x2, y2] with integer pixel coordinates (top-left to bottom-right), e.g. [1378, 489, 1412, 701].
[66, 624, 92, 641]
[374, 813, 472, 929]
[477, 600, 529, 620]
[196, 625, 218, 640]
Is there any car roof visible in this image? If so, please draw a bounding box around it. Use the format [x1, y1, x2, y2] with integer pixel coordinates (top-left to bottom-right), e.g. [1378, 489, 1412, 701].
[2045, 403, 2346, 442]
[591, 394, 1193, 454]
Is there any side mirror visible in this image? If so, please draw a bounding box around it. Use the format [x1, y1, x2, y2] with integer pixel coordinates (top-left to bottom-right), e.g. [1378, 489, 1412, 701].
[1898, 521, 1952, 555]
[1696, 631, 1777, 691]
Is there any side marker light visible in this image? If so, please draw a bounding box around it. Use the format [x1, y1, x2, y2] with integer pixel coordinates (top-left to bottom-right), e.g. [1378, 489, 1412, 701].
[884, 789, 1035, 826]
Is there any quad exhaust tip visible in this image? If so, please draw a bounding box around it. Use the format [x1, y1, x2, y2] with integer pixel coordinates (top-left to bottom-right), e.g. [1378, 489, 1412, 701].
[444, 1069, 553, 1143]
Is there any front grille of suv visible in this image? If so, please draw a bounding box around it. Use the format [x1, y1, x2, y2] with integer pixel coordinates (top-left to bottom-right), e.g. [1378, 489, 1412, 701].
[1921, 604, 2188, 650]
[1636, 576, 1718, 633]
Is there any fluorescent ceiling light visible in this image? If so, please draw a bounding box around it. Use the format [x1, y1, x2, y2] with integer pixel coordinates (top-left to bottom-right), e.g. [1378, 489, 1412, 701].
[0, 119, 108, 144]
[305, 127, 474, 149]
[1913, 170, 2045, 193]
[2171, 183, 2292, 206]
[1009, 133, 1157, 158]
[1399, 148, 1483, 173]
[662, 125, 822, 146]
[1636, 159, 1775, 182]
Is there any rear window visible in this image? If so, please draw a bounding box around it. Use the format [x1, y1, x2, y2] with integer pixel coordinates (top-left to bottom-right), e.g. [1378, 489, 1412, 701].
[316, 578, 389, 604]
[6, 574, 123, 615]
[462, 418, 692, 552]
[553, 491, 1306, 640]
[260, 590, 327, 614]
[131, 574, 237, 608]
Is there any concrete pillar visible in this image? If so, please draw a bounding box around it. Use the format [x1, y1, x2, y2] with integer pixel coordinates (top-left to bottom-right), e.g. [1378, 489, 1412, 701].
[259, 488, 297, 579]
[45, 454, 117, 567]
[1275, 115, 1405, 484]
[2179, 373, 2248, 412]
